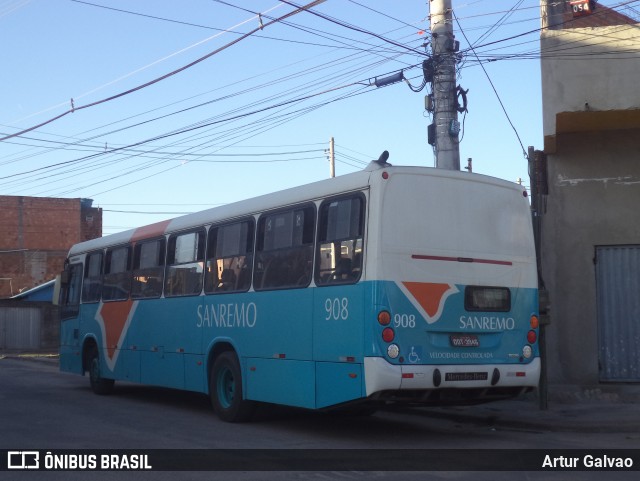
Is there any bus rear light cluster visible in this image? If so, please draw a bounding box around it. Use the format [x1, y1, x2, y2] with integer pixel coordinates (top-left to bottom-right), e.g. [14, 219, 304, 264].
[382, 327, 395, 343]
[530, 315, 539, 329]
[387, 344, 399, 359]
[377, 310, 391, 326]
[527, 330, 537, 344]
[378, 310, 397, 356]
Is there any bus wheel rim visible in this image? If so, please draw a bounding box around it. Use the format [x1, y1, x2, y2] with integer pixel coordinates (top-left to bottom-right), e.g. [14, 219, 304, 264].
[217, 366, 235, 409]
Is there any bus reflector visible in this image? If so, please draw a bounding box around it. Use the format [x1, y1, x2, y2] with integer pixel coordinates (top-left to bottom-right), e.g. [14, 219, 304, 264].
[382, 327, 395, 342]
[402, 373, 414, 379]
[530, 315, 539, 329]
[527, 330, 537, 344]
[378, 311, 391, 325]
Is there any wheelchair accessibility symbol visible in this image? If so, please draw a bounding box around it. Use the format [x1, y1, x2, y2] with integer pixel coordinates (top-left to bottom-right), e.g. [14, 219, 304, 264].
[408, 346, 421, 364]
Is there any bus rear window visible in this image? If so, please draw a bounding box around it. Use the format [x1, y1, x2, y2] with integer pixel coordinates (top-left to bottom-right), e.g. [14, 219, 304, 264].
[464, 286, 511, 312]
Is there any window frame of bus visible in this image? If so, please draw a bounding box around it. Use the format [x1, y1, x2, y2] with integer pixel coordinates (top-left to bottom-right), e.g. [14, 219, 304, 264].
[315, 193, 365, 287]
[81, 250, 103, 303]
[102, 245, 132, 302]
[131, 237, 166, 300]
[204, 217, 255, 295]
[254, 203, 316, 291]
[60, 261, 83, 320]
[164, 228, 206, 297]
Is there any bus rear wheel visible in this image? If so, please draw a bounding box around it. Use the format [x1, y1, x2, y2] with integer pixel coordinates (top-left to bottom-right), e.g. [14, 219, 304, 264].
[87, 345, 114, 395]
[210, 351, 255, 423]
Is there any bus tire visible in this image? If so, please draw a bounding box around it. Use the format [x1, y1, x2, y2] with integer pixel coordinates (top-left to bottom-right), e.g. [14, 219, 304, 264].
[87, 345, 115, 395]
[210, 351, 255, 423]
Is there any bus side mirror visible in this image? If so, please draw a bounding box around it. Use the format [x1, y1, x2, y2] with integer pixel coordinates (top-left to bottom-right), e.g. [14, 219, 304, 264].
[60, 270, 70, 286]
[53, 274, 65, 306]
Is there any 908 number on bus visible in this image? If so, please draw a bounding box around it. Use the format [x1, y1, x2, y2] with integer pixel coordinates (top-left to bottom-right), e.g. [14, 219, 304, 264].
[325, 297, 349, 321]
[394, 313, 416, 328]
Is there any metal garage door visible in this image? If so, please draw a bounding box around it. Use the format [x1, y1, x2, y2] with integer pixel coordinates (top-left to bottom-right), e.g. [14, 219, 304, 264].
[595, 245, 640, 382]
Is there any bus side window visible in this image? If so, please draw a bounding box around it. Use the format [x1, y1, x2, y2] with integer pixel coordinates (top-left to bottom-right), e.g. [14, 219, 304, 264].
[165, 229, 205, 297]
[82, 251, 103, 303]
[132, 238, 166, 299]
[254, 205, 315, 291]
[60, 263, 83, 320]
[102, 245, 132, 302]
[205, 219, 254, 294]
[315, 195, 365, 286]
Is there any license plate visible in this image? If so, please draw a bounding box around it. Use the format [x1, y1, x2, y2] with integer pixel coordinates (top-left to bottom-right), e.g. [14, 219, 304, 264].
[445, 372, 488, 382]
[450, 334, 480, 347]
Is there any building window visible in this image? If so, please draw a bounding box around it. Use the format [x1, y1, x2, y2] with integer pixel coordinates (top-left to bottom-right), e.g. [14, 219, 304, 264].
[132, 238, 166, 299]
[205, 219, 254, 294]
[82, 251, 103, 303]
[102, 246, 132, 301]
[316, 195, 364, 286]
[165, 229, 205, 297]
[254, 205, 315, 290]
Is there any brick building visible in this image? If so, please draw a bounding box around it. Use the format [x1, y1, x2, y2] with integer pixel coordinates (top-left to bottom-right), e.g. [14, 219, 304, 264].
[0, 196, 102, 298]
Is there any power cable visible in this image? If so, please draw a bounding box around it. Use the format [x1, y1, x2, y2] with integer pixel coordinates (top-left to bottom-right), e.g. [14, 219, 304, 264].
[277, 0, 427, 57]
[453, 12, 527, 158]
[0, 0, 327, 143]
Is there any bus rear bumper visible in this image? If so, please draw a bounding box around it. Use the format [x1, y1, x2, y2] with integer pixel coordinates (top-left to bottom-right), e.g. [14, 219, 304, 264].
[363, 357, 541, 397]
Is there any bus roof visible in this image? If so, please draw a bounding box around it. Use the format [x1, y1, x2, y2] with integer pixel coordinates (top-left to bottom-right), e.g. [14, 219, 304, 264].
[68, 164, 525, 256]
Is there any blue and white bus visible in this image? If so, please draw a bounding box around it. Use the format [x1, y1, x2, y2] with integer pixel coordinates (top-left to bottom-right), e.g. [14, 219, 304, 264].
[58, 160, 540, 422]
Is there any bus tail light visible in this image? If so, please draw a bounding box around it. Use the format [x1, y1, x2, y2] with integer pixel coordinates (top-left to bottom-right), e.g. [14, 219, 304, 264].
[530, 315, 539, 329]
[382, 327, 395, 343]
[378, 310, 391, 326]
[527, 330, 537, 344]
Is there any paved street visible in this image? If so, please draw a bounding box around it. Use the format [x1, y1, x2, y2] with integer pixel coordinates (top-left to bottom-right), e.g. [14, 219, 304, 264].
[1, 357, 638, 480]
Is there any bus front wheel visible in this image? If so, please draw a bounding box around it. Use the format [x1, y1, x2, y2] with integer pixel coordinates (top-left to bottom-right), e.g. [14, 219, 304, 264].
[87, 345, 114, 395]
[210, 351, 255, 422]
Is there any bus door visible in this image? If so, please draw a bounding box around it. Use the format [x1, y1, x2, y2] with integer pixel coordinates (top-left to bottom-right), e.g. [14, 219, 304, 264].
[59, 260, 84, 374]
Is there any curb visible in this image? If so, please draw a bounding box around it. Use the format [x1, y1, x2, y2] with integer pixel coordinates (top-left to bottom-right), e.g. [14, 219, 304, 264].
[0, 353, 59, 364]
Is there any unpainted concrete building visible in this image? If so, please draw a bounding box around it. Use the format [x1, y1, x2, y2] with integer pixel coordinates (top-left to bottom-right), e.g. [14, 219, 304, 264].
[539, 1, 640, 386]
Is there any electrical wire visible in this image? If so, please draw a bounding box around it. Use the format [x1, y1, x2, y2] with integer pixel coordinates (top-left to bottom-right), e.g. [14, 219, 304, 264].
[0, 0, 328, 143]
[277, 0, 428, 57]
[453, 12, 527, 158]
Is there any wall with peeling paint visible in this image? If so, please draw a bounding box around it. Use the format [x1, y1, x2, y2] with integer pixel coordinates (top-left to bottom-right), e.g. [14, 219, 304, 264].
[541, 131, 640, 385]
[538, 9, 640, 387]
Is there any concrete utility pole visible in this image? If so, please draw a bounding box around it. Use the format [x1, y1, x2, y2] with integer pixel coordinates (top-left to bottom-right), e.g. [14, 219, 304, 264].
[328, 137, 335, 178]
[430, 0, 460, 170]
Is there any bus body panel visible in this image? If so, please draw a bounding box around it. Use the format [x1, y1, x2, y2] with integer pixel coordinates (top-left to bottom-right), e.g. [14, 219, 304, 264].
[316, 361, 363, 408]
[245, 358, 316, 408]
[312, 283, 365, 363]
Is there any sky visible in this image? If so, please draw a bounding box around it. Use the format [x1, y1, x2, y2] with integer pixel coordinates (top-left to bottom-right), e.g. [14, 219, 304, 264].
[0, 0, 633, 235]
